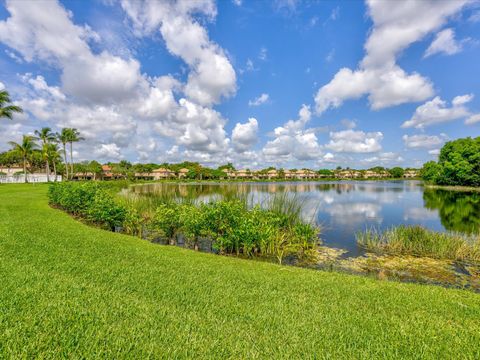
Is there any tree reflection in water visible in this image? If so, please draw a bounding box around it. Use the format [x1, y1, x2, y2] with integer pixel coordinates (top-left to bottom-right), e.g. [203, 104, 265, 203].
[423, 189, 480, 234]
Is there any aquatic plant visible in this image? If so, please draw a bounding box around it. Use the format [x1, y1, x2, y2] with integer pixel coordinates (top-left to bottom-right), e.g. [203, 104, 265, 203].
[357, 225, 480, 262]
[48, 182, 321, 264]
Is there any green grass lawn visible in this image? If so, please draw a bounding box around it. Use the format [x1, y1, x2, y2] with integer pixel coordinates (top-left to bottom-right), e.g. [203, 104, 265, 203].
[1, 185, 480, 359]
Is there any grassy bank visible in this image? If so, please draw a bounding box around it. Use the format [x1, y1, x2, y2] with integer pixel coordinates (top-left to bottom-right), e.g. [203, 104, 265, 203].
[1, 185, 480, 358]
[357, 226, 480, 262]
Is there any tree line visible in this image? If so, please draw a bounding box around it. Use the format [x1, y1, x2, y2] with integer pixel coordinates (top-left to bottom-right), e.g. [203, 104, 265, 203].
[1, 88, 84, 182]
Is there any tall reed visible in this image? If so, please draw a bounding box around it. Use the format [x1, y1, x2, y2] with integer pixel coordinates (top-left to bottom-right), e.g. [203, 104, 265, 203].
[357, 225, 480, 262]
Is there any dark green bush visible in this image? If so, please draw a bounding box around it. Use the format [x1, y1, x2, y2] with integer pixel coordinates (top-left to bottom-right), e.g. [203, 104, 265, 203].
[49, 182, 126, 230]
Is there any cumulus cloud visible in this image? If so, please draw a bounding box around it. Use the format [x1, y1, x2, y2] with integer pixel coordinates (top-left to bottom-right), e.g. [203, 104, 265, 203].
[326, 129, 383, 153]
[94, 143, 122, 160]
[424, 28, 462, 57]
[465, 113, 480, 125]
[248, 93, 269, 107]
[314, 0, 468, 114]
[263, 104, 322, 161]
[359, 152, 404, 167]
[402, 134, 448, 149]
[232, 118, 258, 152]
[340, 119, 357, 129]
[0, 0, 239, 163]
[120, 0, 236, 106]
[402, 94, 474, 128]
[0, 0, 145, 104]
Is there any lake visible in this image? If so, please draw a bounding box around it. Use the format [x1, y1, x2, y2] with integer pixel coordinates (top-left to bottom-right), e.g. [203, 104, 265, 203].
[129, 180, 480, 256]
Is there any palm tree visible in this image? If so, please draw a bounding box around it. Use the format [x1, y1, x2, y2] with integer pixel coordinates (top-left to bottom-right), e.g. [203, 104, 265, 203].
[34, 127, 55, 182]
[56, 129, 70, 180]
[66, 128, 84, 179]
[46, 143, 62, 181]
[8, 135, 38, 183]
[0, 90, 23, 120]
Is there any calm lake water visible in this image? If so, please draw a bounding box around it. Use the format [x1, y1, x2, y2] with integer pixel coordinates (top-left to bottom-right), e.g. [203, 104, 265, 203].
[130, 181, 480, 257]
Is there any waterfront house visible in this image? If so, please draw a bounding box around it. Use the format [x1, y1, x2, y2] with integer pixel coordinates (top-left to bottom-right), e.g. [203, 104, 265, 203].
[404, 169, 419, 178]
[267, 169, 278, 179]
[152, 167, 175, 180]
[178, 168, 190, 178]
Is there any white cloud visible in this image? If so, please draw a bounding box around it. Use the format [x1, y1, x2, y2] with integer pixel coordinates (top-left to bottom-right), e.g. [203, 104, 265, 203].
[402, 134, 448, 149]
[340, 119, 357, 129]
[326, 129, 383, 153]
[121, 0, 236, 106]
[424, 28, 462, 57]
[248, 93, 269, 107]
[314, 0, 468, 114]
[402, 95, 473, 128]
[428, 149, 441, 155]
[263, 104, 322, 161]
[466, 113, 480, 125]
[232, 0, 242, 6]
[0, 81, 4, 90]
[259, 47, 268, 61]
[232, 118, 258, 152]
[94, 143, 122, 160]
[0, 0, 145, 104]
[361, 152, 404, 167]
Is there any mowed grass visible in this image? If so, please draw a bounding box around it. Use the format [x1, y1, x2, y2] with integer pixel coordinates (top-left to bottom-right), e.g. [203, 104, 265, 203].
[1, 185, 480, 359]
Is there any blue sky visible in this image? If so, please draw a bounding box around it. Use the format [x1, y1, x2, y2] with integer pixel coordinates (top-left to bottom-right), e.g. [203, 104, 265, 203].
[0, 0, 479, 169]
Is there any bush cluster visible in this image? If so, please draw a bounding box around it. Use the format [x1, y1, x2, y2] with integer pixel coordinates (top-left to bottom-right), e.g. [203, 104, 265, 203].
[48, 182, 126, 230]
[49, 182, 320, 264]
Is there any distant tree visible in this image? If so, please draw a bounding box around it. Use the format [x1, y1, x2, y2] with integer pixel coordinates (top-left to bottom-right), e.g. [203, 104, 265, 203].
[317, 169, 334, 177]
[8, 135, 38, 183]
[88, 160, 103, 180]
[218, 162, 236, 171]
[336, 166, 342, 170]
[34, 127, 56, 182]
[56, 129, 70, 179]
[389, 167, 405, 178]
[46, 143, 62, 181]
[66, 128, 84, 179]
[0, 90, 23, 121]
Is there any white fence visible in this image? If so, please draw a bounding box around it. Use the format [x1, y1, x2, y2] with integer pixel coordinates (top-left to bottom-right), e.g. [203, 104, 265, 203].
[0, 175, 63, 184]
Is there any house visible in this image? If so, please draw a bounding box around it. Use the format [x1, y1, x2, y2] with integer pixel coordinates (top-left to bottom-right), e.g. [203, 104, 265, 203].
[152, 167, 175, 179]
[284, 170, 295, 179]
[101, 165, 125, 180]
[178, 168, 190, 178]
[336, 170, 362, 179]
[222, 169, 236, 179]
[0, 165, 24, 176]
[72, 172, 94, 180]
[134, 172, 155, 180]
[235, 170, 252, 179]
[404, 169, 419, 178]
[267, 169, 278, 179]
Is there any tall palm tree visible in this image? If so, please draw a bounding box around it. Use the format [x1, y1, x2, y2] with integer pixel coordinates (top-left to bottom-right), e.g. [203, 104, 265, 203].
[8, 135, 38, 183]
[46, 143, 62, 181]
[34, 127, 55, 182]
[67, 128, 84, 180]
[56, 129, 70, 180]
[0, 90, 23, 120]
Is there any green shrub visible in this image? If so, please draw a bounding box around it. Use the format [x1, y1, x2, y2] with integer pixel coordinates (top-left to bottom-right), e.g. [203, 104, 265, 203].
[49, 182, 321, 264]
